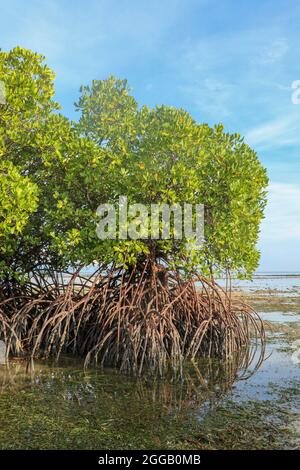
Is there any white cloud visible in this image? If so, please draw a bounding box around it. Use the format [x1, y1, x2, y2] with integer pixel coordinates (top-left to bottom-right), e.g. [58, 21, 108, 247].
[245, 113, 300, 150]
[255, 37, 289, 65]
[175, 26, 292, 121]
[0, 0, 185, 87]
[260, 182, 300, 242]
[179, 78, 235, 117]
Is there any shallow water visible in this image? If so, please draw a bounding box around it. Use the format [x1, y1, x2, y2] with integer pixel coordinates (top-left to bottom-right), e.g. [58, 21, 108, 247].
[0, 337, 298, 449]
[259, 311, 300, 323]
[218, 273, 300, 295]
[0, 276, 299, 450]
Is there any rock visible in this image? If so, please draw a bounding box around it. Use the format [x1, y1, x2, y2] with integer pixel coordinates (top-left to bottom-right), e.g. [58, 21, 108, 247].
[0, 340, 6, 364]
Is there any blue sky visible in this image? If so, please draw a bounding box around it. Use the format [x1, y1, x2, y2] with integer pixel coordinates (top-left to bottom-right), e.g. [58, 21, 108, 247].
[1, 0, 300, 272]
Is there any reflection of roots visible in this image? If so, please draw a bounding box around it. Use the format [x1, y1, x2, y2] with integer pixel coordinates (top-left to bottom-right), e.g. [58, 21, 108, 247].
[0, 346, 265, 413]
[134, 344, 265, 410]
[0, 261, 265, 375]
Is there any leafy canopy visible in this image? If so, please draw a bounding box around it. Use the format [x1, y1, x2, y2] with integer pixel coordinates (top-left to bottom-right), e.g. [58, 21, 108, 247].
[0, 47, 75, 276]
[53, 77, 268, 277]
[0, 48, 268, 279]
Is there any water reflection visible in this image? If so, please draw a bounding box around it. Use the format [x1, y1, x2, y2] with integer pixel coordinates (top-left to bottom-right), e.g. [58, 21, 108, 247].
[0, 343, 264, 413]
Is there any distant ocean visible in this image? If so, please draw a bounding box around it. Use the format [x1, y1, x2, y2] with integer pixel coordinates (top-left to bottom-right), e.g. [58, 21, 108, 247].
[218, 272, 300, 292]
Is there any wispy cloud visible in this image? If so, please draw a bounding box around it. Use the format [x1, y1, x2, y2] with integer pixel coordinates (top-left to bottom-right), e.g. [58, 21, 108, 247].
[0, 0, 184, 86]
[260, 182, 300, 242]
[179, 78, 235, 117]
[255, 37, 289, 65]
[245, 113, 300, 149]
[174, 25, 294, 124]
[1, 0, 300, 271]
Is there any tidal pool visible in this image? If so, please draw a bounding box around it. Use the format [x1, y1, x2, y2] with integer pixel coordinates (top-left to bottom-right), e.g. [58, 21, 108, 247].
[258, 311, 300, 323]
[218, 272, 300, 296]
[0, 276, 299, 450]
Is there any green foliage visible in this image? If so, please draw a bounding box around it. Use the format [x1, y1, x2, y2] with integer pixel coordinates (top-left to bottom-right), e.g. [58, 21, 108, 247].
[75, 76, 138, 151]
[60, 79, 268, 277]
[0, 47, 74, 276]
[0, 160, 38, 276]
[0, 48, 268, 279]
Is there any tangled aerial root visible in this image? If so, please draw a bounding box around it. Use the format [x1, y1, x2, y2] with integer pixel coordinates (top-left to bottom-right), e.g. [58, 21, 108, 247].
[0, 260, 265, 376]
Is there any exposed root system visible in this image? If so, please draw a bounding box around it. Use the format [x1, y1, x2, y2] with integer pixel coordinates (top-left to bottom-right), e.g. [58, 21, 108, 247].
[0, 260, 265, 376]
